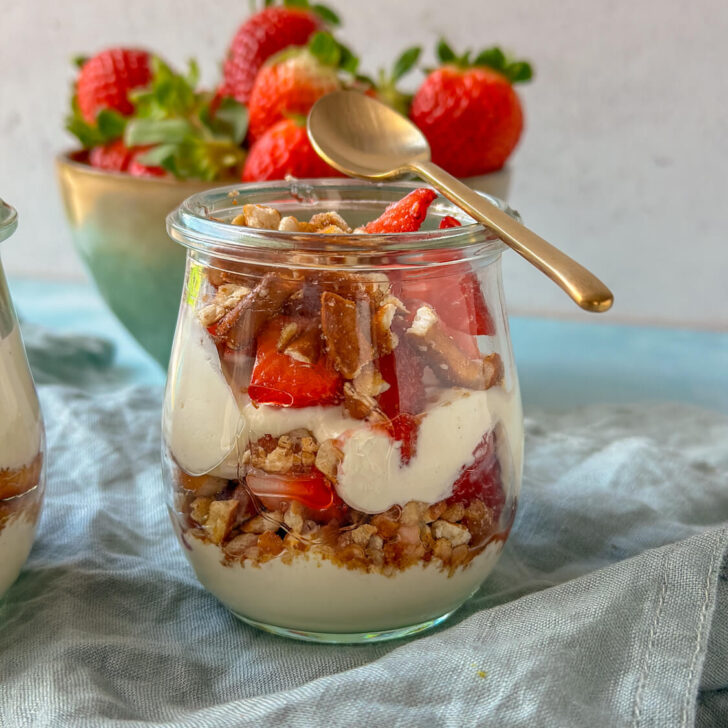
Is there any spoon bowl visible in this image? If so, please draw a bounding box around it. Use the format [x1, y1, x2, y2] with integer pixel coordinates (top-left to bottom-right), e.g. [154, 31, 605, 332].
[308, 91, 613, 313]
[308, 91, 431, 179]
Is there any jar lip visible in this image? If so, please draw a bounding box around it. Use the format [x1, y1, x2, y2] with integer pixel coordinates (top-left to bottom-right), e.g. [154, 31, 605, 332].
[166, 178, 516, 257]
[0, 199, 18, 244]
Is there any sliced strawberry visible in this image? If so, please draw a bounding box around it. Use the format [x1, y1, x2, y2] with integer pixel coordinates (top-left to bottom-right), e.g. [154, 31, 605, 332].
[449, 429, 504, 517]
[397, 268, 495, 337]
[363, 188, 437, 233]
[249, 316, 342, 408]
[246, 468, 334, 511]
[439, 215, 462, 229]
[376, 342, 426, 419]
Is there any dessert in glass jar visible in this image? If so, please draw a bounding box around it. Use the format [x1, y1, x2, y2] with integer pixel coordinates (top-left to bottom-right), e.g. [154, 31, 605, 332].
[163, 180, 523, 642]
[0, 200, 45, 598]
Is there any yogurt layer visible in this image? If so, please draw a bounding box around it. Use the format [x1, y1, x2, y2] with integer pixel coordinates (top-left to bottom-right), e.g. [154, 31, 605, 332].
[0, 325, 42, 471]
[0, 513, 37, 598]
[164, 313, 243, 476]
[337, 387, 520, 513]
[183, 532, 503, 633]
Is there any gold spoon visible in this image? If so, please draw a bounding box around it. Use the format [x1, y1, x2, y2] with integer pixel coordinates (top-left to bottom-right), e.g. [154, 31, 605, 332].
[307, 90, 613, 313]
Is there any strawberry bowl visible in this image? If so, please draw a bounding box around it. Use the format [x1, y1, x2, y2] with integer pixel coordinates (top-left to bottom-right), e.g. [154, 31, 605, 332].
[56, 152, 220, 365]
[162, 179, 524, 643]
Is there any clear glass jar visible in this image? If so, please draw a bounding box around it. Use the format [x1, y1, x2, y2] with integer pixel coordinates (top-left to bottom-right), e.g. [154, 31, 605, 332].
[164, 180, 523, 643]
[0, 200, 46, 598]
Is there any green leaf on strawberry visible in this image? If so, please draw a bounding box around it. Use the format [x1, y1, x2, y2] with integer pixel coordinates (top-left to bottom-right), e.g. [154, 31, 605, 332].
[374, 45, 422, 115]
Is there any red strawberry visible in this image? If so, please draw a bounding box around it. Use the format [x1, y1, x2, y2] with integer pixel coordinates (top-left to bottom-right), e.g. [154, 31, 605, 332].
[88, 139, 133, 172]
[449, 429, 504, 517]
[221, 6, 322, 105]
[76, 48, 151, 123]
[439, 215, 461, 229]
[246, 469, 335, 511]
[363, 188, 437, 234]
[247, 46, 340, 142]
[410, 43, 532, 177]
[376, 342, 426, 419]
[128, 147, 166, 177]
[406, 273, 495, 337]
[249, 316, 342, 408]
[242, 117, 343, 181]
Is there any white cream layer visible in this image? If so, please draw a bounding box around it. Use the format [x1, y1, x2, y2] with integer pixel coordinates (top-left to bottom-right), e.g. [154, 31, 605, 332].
[337, 387, 519, 513]
[183, 533, 503, 633]
[0, 325, 42, 471]
[164, 313, 243, 476]
[0, 514, 37, 598]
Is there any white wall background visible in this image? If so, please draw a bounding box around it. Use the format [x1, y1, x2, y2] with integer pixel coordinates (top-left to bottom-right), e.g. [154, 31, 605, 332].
[1, 0, 726, 329]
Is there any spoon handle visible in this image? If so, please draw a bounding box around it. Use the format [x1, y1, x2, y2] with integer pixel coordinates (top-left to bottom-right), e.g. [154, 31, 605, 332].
[410, 160, 613, 313]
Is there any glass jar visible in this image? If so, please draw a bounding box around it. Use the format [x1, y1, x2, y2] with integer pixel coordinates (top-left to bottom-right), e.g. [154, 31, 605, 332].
[163, 180, 523, 643]
[0, 200, 46, 598]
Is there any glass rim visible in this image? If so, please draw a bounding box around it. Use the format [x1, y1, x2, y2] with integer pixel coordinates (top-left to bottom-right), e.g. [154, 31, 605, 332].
[166, 179, 516, 259]
[0, 199, 18, 244]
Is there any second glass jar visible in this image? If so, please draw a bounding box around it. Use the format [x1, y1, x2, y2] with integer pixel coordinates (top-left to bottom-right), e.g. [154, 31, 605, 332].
[164, 180, 523, 642]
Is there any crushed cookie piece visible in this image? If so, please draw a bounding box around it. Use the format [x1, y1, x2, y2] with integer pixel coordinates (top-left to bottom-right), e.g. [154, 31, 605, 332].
[406, 304, 503, 389]
[190, 497, 211, 525]
[400, 501, 428, 526]
[424, 501, 447, 523]
[432, 519, 471, 547]
[204, 500, 239, 545]
[212, 273, 299, 351]
[442, 502, 466, 523]
[283, 322, 321, 364]
[242, 511, 283, 534]
[350, 524, 377, 546]
[231, 204, 281, 230]
[176, 471, 228, 497]
[278, 216, 301, 232]
[432, 537, 453, 562]
[314, 440, 343, 483]
[343, 381, 379, 420]
[372, 300, 400, 355]
[321, 291, 374, 379]
[257, 530, 284, 558]
[308, 211, 352, 233]
[224, 533, 258, 558]
[283, 501, 306, 533]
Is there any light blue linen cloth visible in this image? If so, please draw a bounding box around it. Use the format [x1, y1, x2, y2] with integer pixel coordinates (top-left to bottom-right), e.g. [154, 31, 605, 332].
[0, 329, 726, 727]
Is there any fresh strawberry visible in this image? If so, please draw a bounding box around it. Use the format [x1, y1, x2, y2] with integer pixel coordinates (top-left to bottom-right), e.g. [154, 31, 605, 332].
[88, 139, 133, 172]
[76, 48, 152, 123]
[363, 188, 437, 234]
[249, 316, 342, 407]
[128, 147, 166, 177]
[410, 42, 532, 177]
[449, 429, 504, 516]
[242, 117, 343, 181]
[247, 35, 343, 142]
[246, 468, 335, 511]
[220, 5, 324, 105]
[405, 272, 495, 337]
[376, 342, 426, 418]
[439, 215, 461, 229]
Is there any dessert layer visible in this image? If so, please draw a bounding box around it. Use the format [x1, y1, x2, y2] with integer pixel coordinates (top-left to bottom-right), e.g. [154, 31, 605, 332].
[183, 532, 503, 633]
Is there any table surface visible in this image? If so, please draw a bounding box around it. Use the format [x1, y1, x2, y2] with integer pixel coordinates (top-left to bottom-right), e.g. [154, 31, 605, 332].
[8, 277, 728, 414]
